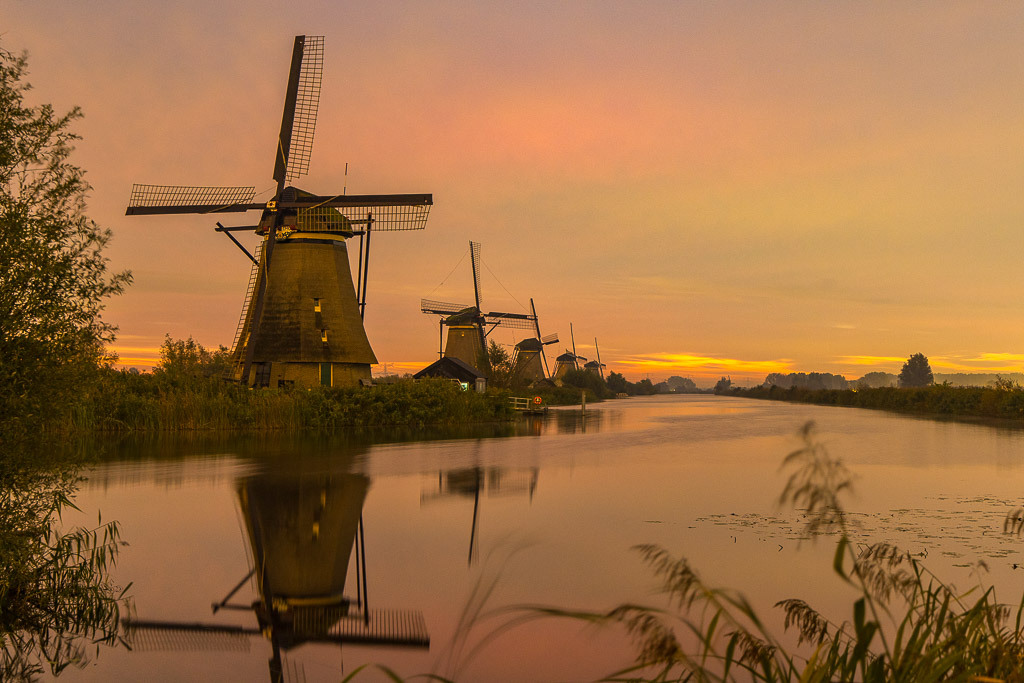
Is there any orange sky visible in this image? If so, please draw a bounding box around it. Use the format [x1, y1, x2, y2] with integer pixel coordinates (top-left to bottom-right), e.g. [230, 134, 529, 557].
[5, 2, 1024, 386]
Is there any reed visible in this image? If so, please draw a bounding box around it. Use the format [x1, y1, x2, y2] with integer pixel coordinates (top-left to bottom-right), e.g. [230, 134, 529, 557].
[423, 422, 1024, 683]
[0, 439, 129, 678]
[60, 369, 513, 433]
[520, 422, 1024, 682]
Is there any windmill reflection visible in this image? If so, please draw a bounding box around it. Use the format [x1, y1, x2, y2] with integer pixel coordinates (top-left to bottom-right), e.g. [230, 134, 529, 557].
[422, 462, 538, 565]
[126, 455, 428, 681]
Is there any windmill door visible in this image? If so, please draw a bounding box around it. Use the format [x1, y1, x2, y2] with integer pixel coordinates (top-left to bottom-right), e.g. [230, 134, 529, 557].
[320, 363, 332, 387]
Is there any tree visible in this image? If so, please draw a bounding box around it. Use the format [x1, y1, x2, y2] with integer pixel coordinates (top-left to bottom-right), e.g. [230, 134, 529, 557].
[634, 378, 657, 395]
[666, 375, 698, 393]
[153, 335, 232, 389]
[486, 339, 514, 388]
[857, 371, 898, 389]
[898, 353, 933, 388]
[563, 368, 611, 398]
[0, 47, 131, 433]
[606, 371, 629, 394]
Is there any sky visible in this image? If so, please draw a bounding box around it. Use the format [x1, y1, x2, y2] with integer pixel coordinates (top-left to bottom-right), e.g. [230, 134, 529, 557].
[4, 2, 1024, 385]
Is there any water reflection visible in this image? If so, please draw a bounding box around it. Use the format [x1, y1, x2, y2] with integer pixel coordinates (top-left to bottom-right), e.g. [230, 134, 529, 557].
[0, 440, 126, 679]
[90, 408, 614, 469]
[422, 463, 538, 565]
[126, 448, 429, 682]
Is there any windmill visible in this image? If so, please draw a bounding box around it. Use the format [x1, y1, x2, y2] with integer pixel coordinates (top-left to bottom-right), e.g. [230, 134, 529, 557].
[511, 299, 559, 384]
[552, 322, 586, 380]
[125, 36, 432, 388]
[420, 241, 536, 375]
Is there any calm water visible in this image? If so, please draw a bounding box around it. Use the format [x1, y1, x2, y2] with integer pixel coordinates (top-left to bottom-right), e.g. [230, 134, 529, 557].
[50, 395, 1024, 681]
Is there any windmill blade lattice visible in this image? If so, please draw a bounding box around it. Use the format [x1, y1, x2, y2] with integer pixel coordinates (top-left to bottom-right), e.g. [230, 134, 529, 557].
[274, 35, 323, 185]
[483, 312, 536, 330]
[126, 184, 257, 215]
[293, 194, 432, 232]
[470, 241, 482, 310]
[421, 299, 473, 315]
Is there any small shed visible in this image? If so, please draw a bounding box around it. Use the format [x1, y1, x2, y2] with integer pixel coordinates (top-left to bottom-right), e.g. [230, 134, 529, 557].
[414, 356, 487, 392]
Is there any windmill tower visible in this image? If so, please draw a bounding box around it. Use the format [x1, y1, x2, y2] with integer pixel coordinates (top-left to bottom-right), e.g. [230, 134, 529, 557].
[125, 36, 432, 388]
[511, 299, 559, 384]
[420, 241, 536, 375]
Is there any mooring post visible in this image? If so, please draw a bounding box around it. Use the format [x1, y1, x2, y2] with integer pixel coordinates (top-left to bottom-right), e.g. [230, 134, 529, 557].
[581, 389, 586, 414]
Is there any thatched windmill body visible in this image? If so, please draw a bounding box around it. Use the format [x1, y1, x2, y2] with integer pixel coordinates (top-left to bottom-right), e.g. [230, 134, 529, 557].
[421, 242, 536, 375]
[126, 36, 432, 388]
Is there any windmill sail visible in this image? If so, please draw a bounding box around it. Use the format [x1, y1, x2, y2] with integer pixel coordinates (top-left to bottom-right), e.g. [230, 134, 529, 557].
[125, 184, 257, 215]
[274, 35, 323, 185]
[125, 34, 432, 390]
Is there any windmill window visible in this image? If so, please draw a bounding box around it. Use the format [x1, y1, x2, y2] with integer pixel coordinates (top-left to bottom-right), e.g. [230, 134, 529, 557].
[321, 330, 328, 343]
[313, 298, 321, 312]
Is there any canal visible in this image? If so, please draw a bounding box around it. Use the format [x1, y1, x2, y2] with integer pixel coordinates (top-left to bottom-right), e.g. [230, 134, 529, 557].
[47, 395, 1024, 681]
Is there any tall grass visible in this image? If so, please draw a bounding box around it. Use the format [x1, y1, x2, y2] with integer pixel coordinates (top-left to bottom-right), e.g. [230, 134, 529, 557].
[62, 371, 514, 432]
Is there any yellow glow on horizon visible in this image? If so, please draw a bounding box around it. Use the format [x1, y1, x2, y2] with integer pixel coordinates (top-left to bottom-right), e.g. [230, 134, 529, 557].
[839, 353, 1024, 375]
[373, 361, 430, 375]
[616, 352, 793, 378]
[109, 345, 161, 369]
[838, 355, 907, 366]
[112, 356, 159, 369]
[973, 353, 1024, 364]
[929, 357, 1024, 373]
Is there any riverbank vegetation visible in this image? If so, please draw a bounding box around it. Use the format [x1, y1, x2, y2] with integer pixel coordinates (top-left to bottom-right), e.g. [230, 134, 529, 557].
[730, 381, 1024, 421]
[0, 46, 130, 441]
[57, 337, 515, 433]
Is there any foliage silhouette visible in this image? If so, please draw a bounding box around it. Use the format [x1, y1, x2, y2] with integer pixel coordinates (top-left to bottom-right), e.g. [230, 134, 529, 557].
[898, 353, 934, 388]
[0, 46, 131, 437]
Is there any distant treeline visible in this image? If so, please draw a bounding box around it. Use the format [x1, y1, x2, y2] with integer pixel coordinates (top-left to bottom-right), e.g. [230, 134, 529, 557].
[606, 373, 709, 395]
[732, 383, 1024, 420]
[761, 371, 1024, 391]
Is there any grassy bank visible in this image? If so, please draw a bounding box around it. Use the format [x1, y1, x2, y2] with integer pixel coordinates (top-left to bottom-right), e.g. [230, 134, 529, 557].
[64, 369, 514, 432]
[731, 383, 1024, 421]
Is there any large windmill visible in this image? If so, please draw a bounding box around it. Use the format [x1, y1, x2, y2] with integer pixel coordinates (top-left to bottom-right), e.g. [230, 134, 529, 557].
[420, 241, 536, 375]
[126, 36, 432, 388]
[510, 299, 559, 384]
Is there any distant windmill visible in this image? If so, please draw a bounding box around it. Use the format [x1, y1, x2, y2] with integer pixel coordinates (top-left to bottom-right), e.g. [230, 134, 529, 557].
[511, 299, 559, 384]
[552, 322, 586, 380]
[584, 337, 607, 378]
[420, 241, 536, 374]
[125, 35, 432, 388]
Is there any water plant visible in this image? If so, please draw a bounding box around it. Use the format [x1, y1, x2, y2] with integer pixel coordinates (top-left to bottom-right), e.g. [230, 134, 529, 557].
[0, 441, 130, 680]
